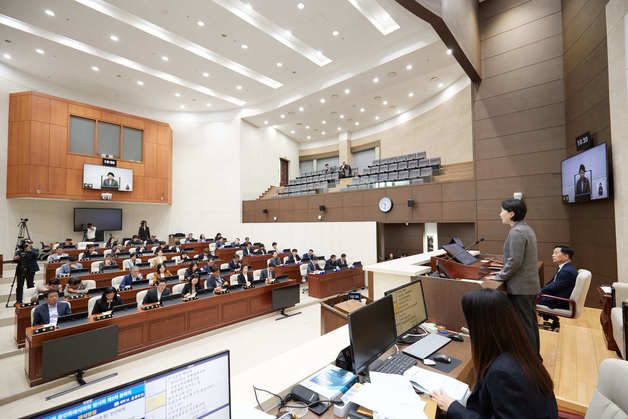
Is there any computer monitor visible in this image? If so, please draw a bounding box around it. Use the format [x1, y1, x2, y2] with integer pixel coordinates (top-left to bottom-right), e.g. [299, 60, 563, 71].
[31, 350, 231, 419]
[272, 283, 300, 311]
[384, 280, 428, 337]
[442, 243, 477, 265]
[348, 295, 397, 374]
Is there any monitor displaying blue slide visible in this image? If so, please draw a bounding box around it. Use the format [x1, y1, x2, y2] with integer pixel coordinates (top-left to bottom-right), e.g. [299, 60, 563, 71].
[561, 143, 609, 203]
[32, 351, 231, 419]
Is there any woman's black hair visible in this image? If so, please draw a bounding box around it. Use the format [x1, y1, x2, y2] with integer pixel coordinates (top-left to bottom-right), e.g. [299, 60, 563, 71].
[101, 286, 116, 299]
[501, 198, 527, 222]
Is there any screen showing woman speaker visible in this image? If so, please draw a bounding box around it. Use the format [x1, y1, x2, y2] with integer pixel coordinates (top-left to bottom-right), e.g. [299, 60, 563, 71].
[561, 143, 609, 203]
[83, 164, 133, 192]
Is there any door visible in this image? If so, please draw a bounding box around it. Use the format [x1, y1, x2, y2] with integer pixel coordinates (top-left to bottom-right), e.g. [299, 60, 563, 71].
[280, 158, 289, 186]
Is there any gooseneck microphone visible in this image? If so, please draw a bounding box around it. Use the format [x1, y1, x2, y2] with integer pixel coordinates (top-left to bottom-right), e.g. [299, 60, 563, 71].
[465, 238, 485, 251]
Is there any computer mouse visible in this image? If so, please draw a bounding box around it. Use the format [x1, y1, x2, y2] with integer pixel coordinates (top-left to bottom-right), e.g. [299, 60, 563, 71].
[450, 333, 464, 342]
[432, 353, 452, 364]
[423, 359, 436, 366]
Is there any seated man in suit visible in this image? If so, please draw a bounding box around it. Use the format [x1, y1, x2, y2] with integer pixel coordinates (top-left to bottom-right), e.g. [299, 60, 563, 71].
[538, 246, 578, 329]
[228, 255, 242, 272]
[337, 253, 349, 268]
[260, 263, 277, 284]
[286, 249, 301, 264]
[325, 254, 338, 270]
[31, 278, 64, 303]
[268, 251, 282, 267]
[206, 267, 225, 291]
[236, 265, 252, 286]
[122, 253, 140, 270]
[306, 257, 318, 274]
[243, 242, 255, 256]
[302, 249, 315, 262]
[216, 237, 228, 248]
[269, 242, 280, 254]
[232, 238, 241, 247]
[141, 278, 171, 307]
[58, 261, 83, 275]
[32, 289, 71, 326]
[47, 247, 69, 263]
[254, 244, 266, 255]
[120, 266, 143, 289]
[60, 238, 75, 248]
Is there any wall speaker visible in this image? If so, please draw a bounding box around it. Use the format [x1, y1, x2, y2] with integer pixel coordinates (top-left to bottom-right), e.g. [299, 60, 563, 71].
[262, 209, 268, 214]
[407, 199, 415, 208]
[319, 205, 326, 212]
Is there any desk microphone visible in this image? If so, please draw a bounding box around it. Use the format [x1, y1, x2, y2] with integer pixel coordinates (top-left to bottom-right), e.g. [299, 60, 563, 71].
[464, 238, 484, 251]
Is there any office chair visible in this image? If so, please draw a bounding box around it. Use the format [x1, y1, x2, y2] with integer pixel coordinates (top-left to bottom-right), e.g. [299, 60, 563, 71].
[172, 283, 185, 295]
[111, 275, 125, 290]
[136, 290, 148, 306]
[87, 296, 99, 316]
[536, 269, 591, 331]
[611, 282, 628, 359]
[585, 359, 628, 418]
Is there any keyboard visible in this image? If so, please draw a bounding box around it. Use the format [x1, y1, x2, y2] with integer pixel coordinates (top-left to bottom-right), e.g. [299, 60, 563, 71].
[371, 352, 416, 375]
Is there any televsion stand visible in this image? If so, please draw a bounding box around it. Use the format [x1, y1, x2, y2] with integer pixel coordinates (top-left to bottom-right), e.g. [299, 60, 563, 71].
[275, 308, 302, 321]
[46, 370, 118, 401]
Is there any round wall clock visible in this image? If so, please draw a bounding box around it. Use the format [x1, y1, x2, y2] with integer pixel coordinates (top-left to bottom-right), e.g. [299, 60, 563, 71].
[378, 197, 393, 213]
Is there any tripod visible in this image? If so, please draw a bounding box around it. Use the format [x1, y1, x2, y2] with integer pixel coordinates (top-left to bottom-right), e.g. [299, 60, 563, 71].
[6, 219, 33, 307]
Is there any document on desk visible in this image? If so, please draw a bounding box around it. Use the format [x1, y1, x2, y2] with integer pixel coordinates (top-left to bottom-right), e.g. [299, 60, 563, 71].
[403, 366, 470, 403]
[347, 372, 426, 419]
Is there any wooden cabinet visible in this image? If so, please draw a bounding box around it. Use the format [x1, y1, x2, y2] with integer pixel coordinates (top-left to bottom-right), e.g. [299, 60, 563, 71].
[6, 91, 172, 203]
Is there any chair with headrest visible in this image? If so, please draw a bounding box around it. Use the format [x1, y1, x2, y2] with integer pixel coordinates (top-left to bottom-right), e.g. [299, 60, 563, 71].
[91, 261, 104, 273]
[87, 296, 100, 316]
[55, 267, 64, 277]
[236, 250, 244, 258]
[299, 264, 309, 278]
[103, 249, 112, 256]
[146, 272, 156, 283]
[172, 283, 185, 295]
[136, 290, 148, 306]
[177, 267, 187, 281]
[584, 358, 628, 418]
[111, 275, 126, 290]
[220, 263, 230, 270]
[253, 269, 262, 282]
[129, 248, 137, 255]
[317, 259, 326, 270]
[83, 279, 96, 291]
[536, 269, 592, 319]
[611, 282, 628, 359]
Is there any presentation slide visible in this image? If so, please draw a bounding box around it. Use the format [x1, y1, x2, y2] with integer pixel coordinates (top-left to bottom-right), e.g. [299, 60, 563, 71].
[561, 143, 608, 203]
[83, 164, 133, 192]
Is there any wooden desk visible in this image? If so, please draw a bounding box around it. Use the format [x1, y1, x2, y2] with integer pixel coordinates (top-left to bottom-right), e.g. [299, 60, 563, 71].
[214, 247, 241, 262]
[598, 286, 618, 351]
[308, 268, 364, 299]
[275, 263, 301, 280]
[320, 294, 372, 335]
[24, 279, 297, 386]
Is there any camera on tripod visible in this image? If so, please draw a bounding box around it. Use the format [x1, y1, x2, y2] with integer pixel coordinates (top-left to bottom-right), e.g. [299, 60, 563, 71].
[20, 218, 28, 222]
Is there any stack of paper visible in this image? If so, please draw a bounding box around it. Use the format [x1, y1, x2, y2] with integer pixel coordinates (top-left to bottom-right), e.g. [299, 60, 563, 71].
[403, 366, 470, 402]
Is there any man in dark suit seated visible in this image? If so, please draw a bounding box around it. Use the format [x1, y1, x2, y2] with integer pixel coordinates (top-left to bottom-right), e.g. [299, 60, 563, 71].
[32, 289, 71, 326]
[260, 263, 277, 284]
[324, 255, 338, 270]
[243, 242, 255, 256]
[337, 253, 349, 268]
[141, 278, 171, 307]
[254, 244, 266, 255]
[268, 251, 282, 267]
[538, 245, 578, 329]
[286, 249, 301, 264]
[302, 249, 315, 262]
[228, 255, 242, 272]
[206, 267, 225, 291]
[269, 242, 280, 254]
[120, 266, 143, 289]
[306, 258, 318, 274]
[236, 265, 252, 286]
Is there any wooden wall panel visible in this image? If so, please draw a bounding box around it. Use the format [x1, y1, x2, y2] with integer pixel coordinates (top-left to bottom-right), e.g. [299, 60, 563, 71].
[31, 95, 50, 124]
[49, 167, 67, 195]
[14, 121, 31, 166]
[49, 125, 67, 168]
[30, 121, 50, 166]
[50, 99, 68, 127]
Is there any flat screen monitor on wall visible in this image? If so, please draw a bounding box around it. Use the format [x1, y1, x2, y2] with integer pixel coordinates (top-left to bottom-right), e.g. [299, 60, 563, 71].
[83, 164, 133, 192]
[74, 208, 122, 231]
[561, 143, 610, 203]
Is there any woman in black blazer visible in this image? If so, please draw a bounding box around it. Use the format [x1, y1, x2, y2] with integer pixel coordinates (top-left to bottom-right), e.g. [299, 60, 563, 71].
[432, 289, 557, 419]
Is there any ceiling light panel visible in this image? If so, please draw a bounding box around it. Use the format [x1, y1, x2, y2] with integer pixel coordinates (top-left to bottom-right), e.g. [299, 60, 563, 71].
[73, 0, 282, 88]
[212, 0, 331, 66]
[0, 14, 247, 106]
[345, 0, 400, 35]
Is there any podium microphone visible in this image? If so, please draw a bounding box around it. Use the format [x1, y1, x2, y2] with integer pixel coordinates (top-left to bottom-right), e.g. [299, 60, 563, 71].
[465, 238, 484, 251]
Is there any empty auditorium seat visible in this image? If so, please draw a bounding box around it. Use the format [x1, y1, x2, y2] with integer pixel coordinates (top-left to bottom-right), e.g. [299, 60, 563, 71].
[388, 172, 398, 181]
[409, 169, 421, 179]
[398, 161, 408, 170]
[398, 170, 409, 180]
[408, 160, 419, 169]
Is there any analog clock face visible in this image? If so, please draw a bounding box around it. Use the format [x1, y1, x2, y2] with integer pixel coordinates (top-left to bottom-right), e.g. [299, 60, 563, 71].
[378, 197, 393, 213]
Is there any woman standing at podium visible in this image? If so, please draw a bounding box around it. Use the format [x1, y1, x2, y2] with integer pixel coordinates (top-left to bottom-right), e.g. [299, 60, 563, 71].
[487, 199, 541, 355]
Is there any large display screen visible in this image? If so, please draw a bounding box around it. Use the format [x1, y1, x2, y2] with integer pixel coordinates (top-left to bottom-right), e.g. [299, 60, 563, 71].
[561, 143, 609, 203]
[74, 208, 123, 232]
[32, 351, 231, 419]
[83, 164, 133, 192]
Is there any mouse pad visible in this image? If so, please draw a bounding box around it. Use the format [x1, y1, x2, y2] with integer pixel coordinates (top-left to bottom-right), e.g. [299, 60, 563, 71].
[425, 356, 462, 373]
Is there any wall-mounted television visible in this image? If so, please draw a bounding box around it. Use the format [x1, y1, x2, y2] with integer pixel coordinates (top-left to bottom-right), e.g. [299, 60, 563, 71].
[561, 143, 610, 204]
[83, 164, 133, 192]
[74, 208, 123, 232]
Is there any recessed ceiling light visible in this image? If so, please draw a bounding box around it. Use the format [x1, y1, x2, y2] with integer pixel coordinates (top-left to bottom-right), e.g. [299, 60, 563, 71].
[264, 120, 269, 125]
[344, 88, 351, 94]
[297, 2, 305, 10]
[179, 104, 185, 109]
[332, 30, 340, 37]
[446, 48, 453, 55]
[91, 65, 99, 71]
[438, 82, 444, 88]
[337, 127, 342, 131]
[305, 125, 310, 129]
[382, 100, 388, 105]
[137, 80, 144, 86]
[290, 130, 295, 134]
[3, 53, 12, 60]
[397, 109, 402, 114]
[280, 114, 286, 119]
[321, 120, 326, 124]
[197, 20, 205, 27]
[339, 114, 345, 119]
[206, 103, 212, 107]
[174, 92, 181, 97]
[321, 131, 326, 135]
[276, 62, 283, 68]
[320, 98, 326, 104]
[35, 48, 45, 55]
[360, 107, 365, 112]
[354, 122, 360, 126]
[202, 72, 210, 77]
[161, 55, 169, 61]
[406, 64, 413, 71]
[298, 106, 304, 112]
[372, 77, 379, 83]
[241, 44, 248, 49]
[306, 135, 311, 140]
[374, 115, 379, 120]
[44, 9, 55, 17]
[109, 34, 119, 42]
[408, 92, 414, 97]
[236, 85, 243, 90]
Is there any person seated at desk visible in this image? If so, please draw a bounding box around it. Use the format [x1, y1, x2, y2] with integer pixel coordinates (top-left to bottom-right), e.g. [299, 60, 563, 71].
[286, 249, 301, 264]
[302, 249, 315, 262]
[206, 267, 225, 291]
[243, 242, 255, 256]
[260, 263, 277, 284]
[120, 266, 143, 289]
[324, 255, 338, 270]
[147, 235, 160, 245]
[182, 275, 202, 297]
[141, 278, 171, 307]
[537, 246, 578, 328]
[229, 255, 242, 272]
[306, 258, 318, 274]
[130, 235, 143, 245]
[60, 238, 75, 249]
[153, 249, 167, 265]
[236, 265, 252, 286]
[431, 289, 557, 419]
[184, 232, 195, 243]
[268, 252, 282, 267]
[91, 287, 123, 319]
[152, 263, 173, 285]
[269, 242, 280, 254]
[337, 253, 349, 268]
[122, 253, 140, 270]
[185, 261, 201, 279]
[32, 290, 71, 326]
[199, 234, 207, 242]
[255, 244, 266, 255]
[58, 261, 83, 275]
[113, 244, 125, 255]
[232, 237, 241, 247]
[47, 247, 69, 263]
[243, 236, 251, 246]
[215, 232, 223, 241]
[64, 276, 88, 297]
[103, 254, 116, 268]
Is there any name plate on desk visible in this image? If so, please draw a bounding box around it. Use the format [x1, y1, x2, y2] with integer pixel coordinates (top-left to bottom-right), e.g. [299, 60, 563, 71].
[182, 296, 199, 302]
[214, 289, 231, 295]
[95, 312, 113, 321]
[32, 325, 56, 335]
[142, 303, 160, 311]
[19, 302, 37, 308]
[67, 294, 85, 300]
